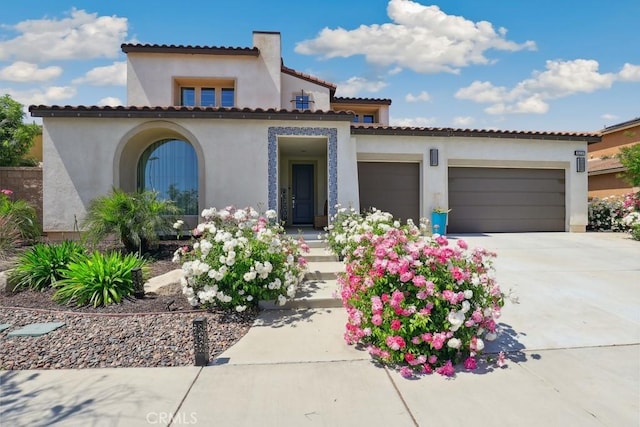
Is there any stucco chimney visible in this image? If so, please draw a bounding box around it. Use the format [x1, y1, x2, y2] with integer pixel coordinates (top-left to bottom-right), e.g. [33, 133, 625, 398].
[252, 31, 282, 106]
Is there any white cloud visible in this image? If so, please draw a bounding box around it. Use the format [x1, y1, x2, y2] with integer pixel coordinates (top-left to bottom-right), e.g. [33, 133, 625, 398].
[97, 96, 122, 106]
[456, 59, 632, 115]
[2, 86, 76, 106]
[405, 91, 431, 102]
[334, 76, 387, 97]
[295, 0, 535, 74]
[0, 61, 62, 82]
[618, 63, 640, 81]
[72, 61, 126, 86]
[601, 113, 618, 121]
[390, 116, 437, 127]
[452, 116, 474, 127]
[0, 8, 128, 62]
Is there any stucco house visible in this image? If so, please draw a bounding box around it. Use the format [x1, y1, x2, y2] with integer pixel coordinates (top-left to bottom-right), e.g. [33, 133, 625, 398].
[30, 31, 599, 238]
[588, 117, 639, 199]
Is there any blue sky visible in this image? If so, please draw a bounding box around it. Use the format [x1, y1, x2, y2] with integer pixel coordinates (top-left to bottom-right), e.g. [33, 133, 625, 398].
[1, 0, 638, 132]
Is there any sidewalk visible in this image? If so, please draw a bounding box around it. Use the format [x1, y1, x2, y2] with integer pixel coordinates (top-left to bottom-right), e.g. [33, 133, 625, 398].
[1, 232, 639, 426]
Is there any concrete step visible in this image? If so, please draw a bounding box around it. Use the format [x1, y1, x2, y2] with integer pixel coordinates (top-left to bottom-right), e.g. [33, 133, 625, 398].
[304, 261, 344, 281]
[303, 247, 338, 262]
[303, 240, 326, 249]
[260, 279, 342, 310]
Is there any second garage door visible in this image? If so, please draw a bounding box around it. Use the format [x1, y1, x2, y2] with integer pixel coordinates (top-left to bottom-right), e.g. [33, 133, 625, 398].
[448, 167, 565, 233]
[358, 162, 420, 222]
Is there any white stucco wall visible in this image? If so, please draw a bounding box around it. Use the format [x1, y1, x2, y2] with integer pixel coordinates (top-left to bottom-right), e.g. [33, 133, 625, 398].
[280, 73, 331, 111]
[356, 134, 588, 231]
[40, 116, 355, 233]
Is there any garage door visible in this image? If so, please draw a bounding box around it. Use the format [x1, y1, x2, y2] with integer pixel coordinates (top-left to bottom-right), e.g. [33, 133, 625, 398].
[358, 162, 420, 222]
[448, 167, 565, 233]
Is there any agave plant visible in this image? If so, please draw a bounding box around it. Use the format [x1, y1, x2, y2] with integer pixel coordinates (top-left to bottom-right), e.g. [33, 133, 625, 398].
[8, 241, 86, 291]
[54, 251, 148, 307]
[82, 188, 182, 254]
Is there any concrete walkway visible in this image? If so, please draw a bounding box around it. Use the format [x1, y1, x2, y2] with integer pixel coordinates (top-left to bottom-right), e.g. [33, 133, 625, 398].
[1, 232, 639, 426]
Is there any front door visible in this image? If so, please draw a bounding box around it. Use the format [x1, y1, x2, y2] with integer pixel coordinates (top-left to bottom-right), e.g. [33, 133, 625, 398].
[292, 164, 314, 224]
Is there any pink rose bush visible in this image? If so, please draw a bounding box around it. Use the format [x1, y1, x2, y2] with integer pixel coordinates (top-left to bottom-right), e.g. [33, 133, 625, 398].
[337, 210, 505, 378]
[175, 206, 308, 312]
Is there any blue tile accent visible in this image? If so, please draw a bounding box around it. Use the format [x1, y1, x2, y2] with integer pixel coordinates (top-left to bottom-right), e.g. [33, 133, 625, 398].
[0, 324, 12, 333]
[268, 127, 338, 217]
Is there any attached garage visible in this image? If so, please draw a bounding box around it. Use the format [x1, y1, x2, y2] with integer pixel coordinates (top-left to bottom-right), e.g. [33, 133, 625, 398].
[448, 167, 566, 233]
[358, 161, 420, 222]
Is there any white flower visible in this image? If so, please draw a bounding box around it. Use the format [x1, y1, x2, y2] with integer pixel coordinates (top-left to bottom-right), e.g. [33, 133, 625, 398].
[464, 289, 473, 299]
[235, 305, 247, 312]
[277, 294, 287, 306]
[447, 310, 465, 332]
[173, 219, 184, 229]
[447, 338, 462, 349]
[475, 338, 485, 351]
[461, 300, 471, 314]
[265, 209, 277, 219]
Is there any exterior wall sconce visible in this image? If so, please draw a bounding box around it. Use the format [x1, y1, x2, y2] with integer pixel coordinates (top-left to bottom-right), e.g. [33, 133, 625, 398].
[193, 317, 210, 366]
[576, 157, 586, 173]
[430, 149, 439, 166]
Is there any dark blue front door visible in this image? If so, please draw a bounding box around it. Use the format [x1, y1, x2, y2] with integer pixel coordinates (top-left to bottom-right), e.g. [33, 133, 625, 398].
[292, 164, 314, 224]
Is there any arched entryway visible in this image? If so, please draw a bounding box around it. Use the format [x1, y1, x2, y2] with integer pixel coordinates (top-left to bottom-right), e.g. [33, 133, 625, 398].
[137, 139, 198, 215]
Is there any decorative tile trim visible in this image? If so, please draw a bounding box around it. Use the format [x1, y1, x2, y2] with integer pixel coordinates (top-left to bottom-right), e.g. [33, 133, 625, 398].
[268, 127, 338, 218]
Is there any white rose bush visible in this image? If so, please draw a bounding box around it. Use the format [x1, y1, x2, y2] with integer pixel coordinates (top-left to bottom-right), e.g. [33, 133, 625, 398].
[174, 206, 309, 312]
[334, 209, 507, 378]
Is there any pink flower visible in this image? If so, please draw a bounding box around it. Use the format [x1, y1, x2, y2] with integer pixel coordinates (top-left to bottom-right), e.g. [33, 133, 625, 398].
[436, 360, 455, 376]
[457, 239, 468, 249]
[464, 357, 477, 370]
[399, 366, 413, 378]
[385, 335, 406, 351]
[371, 314, 383, 326]
[428, 355, 438, 365]
[390, 319, 402, 330]
[412, 275, 427, 287]
[0, 189, 13, 196]
[497, 351, 506, 367]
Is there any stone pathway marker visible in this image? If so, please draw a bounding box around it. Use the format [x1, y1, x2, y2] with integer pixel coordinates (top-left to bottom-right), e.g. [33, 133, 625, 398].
[7, 322, 65, 337]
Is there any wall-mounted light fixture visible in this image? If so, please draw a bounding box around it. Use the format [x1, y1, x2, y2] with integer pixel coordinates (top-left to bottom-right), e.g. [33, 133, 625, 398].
[576, 156, 586, 173]
[429, 149, 439, 166]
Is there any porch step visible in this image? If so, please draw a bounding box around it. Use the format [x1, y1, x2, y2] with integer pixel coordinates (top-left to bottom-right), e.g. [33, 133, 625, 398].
[304, 261, 343, 281]
[303, 246, 338, 262]
[259, 279, 342, 310]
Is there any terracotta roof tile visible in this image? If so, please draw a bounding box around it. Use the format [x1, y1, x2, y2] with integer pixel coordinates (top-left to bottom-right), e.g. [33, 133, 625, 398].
[28, 105, 354, 121]
[331, 97, 392, 105]
[121, 43, 259, 56]
[280, 63, 337, 91]
[351, 124, 600, 141]
[588, 157, 624, 173]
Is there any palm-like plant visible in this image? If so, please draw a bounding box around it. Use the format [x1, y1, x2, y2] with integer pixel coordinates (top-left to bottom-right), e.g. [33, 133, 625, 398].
[82, 189, 182, 254]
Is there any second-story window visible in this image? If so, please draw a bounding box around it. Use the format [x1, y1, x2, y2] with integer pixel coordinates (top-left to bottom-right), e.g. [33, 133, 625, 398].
[363, 114, 375, 123]
[291, 90, 313, 111]
[175, 79, 235, 107]
[181, 88, 196, 106]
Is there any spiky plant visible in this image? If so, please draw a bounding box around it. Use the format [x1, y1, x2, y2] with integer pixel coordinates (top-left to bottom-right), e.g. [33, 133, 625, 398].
[82, 189, 182, 254]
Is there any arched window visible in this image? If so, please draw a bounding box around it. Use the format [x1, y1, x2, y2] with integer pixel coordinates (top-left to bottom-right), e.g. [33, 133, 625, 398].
[137, 139, 198, 215]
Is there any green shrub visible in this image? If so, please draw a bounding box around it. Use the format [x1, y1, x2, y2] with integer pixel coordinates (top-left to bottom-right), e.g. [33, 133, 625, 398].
[82, 189, 181, 254]
[8, 241, 86, 291]
[0, 189, 40, 240]
[0, 213, 21, 260]
[54, 251, 148, 307]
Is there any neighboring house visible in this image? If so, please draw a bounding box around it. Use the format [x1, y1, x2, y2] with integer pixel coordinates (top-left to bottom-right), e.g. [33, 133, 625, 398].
[588, 117, 640, 199]
[30, 31, 599, 238]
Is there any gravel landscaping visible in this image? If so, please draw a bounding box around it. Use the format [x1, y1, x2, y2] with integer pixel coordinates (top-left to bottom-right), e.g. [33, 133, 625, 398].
[0, 241, 259, 370]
